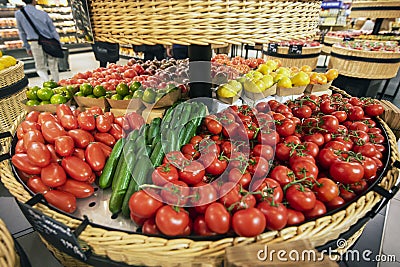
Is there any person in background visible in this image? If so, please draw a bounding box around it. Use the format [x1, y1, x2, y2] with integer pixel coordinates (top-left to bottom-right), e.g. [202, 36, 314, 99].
[361, 18, 375, 31]
[134, 45, 166, 61]
[92, 41, 120, 67]
[167, 44, 188, 60]
[15, 0, 60, 82]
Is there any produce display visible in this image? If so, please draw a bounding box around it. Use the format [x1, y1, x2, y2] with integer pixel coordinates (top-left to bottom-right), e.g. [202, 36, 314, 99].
[273, 40, 321, 47]
[12, 104, 145, 213]
[25, 81, 76, 106]
[325, 31, 361, 39]
[337, 40, 400, 52]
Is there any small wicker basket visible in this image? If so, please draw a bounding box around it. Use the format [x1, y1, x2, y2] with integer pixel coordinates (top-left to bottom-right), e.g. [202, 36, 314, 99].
[350, 1, 400, 19]
[264, 45, 322, 70]
[328, 45, 400, 79]
[0, 219, 19, 267]
[0, 62, 25, 90]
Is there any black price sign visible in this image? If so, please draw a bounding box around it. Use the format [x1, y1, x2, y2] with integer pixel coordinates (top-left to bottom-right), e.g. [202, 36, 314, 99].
[267, 43, 279, 54]
[343, 37, 354, 41]
[18, 202, 89, 261]
[289, 44, 303, 55]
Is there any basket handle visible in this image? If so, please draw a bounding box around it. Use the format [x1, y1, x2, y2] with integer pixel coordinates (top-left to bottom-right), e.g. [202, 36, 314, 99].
[369, 161, 400, 218]
[0, 131, 12, 162]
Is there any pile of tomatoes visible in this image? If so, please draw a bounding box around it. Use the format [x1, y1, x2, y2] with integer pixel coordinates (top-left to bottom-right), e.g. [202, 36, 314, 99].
[128, 93, 386, 238]
[12, 105, 144, 213]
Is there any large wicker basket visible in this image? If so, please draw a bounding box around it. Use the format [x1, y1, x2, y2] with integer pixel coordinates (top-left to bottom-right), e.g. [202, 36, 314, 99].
[0, 219, 19, 267]
[264, 45, 322, 70]
[89, 0, 322, 46]
[350, 1, 400, 19]
[0, 87, 399, 267]
[0, 61, 24, 90]
[328, 45, 400, 79]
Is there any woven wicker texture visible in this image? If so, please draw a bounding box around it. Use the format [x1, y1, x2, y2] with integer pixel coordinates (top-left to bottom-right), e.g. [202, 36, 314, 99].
[0, 87, 27, 132]
[264, 45, 322, 70]
[350, 1, 400, 18]
[324, 36, 342, 46]
[0, 219, 18, 267]
[0, 62, 24, 89]
[89, 0, 322, 46]
[328, 45, 400, 79]
[0, 87, 399, 267]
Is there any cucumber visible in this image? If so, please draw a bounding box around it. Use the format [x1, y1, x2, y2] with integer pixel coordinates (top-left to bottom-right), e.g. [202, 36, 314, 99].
[193, 102, 207, 126]
[121, 155, 153, 217]
[98, 138, 125, 189]
[179, 121, 197, 148]
[111, 141, 136, 191]
[150, 141, 164, 167]
[178, 103, 192, 126]
[147, 118, 161, 145]
[108, 145, 137, 214]
[169, 103, 184, 129]
[146, 145, 152, 156]
[151, 134, 161, 148]
[127, 129, 139, 141]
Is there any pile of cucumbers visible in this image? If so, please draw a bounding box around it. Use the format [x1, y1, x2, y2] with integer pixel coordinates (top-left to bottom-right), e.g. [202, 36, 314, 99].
[99, 101, 207, 217]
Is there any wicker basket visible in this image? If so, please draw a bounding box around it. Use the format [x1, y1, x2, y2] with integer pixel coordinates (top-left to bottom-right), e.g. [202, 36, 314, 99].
[0, 219, 19, 267]
[264, 45, 322, 70]
[328, 45, 400, 79]
[89, 0, 321, 46]
[0, 61, 24, 90]
[0, 87, 399, 267]
[350, 1, 400, 18]
[0, 87, 27, 132]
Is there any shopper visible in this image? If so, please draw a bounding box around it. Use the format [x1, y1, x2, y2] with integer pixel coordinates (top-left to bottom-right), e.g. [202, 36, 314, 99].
[92, 41, 120, 68]
[15, 0, 60, 82]
[361, 18, 375, 31]
[134, 45, 166, 61]
[167, 44, 188, 60]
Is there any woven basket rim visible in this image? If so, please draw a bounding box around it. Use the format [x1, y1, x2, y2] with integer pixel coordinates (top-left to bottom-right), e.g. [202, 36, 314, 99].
[352, 1, 400, 7]
[332, 44, 400, 58]
[0, 61, 23, 76]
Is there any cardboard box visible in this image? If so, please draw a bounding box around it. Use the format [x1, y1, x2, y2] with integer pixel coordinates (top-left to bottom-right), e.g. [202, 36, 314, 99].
[305, 81, 333, 94]
[74, 96, 109, 110]
[142, 107, 166, 124]
[216, 89, 242, 104]
[22, 99, 72, 113]
[142, 88, 181, 109]
[276, 85, 306, 96]
[110, 106, 145, 117]
[244, 84, 277, 100]
[107, 98, 144, 110]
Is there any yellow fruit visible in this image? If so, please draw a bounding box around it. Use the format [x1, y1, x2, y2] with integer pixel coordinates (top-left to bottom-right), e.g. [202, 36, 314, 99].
[252, 71, 263, 81]
[244, 78, 265, 93]
[257, 64, 273, 75]
[317, 73, 328, 85]
[265, 60, 279, 71]
[276, 67, 291, 77]
[0, 63, 5, 71]
[291, 71, 310, 87]
[0, 55, 16, 67]
[300, 65, 313, 72]
[273, 74, 284, 83]
[277, 76, 292, 88]
[325, 69, 339, 81]
[217, 85, 237, 98]
[309, 72, 319, 85]
[262, 74, 274, 88]
[0, 50, 2, 57]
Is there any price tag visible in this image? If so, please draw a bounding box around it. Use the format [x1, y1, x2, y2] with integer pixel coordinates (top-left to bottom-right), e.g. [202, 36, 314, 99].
[18, 202, 89, 261]
[267, 43, 279, 54]
[289, 44, 303, 55]
[343, 37, 354, 41]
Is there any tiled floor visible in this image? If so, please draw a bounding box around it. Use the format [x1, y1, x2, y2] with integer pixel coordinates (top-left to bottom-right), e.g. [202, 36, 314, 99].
[1, 51, 400, 266]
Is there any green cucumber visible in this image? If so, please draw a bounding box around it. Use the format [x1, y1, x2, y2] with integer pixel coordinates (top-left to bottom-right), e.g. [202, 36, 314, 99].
[121, 155, 153, 217]
[150, 141, 164, 167]
[180, 121, 197, 148]
[98, 138, 125, 189]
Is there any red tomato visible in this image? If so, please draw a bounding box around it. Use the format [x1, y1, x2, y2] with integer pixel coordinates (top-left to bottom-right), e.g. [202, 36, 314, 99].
[46, 144, 60, 163]
[326, 196, 346, 210]
[320, 99, 336, 114]
[109, 124, 124, 140]
[193, 215, 216, 236]
[257, 201, 288, 230]
[286, 185, 316, 211]
[163, 151, 189, 169]
[38, 112, 57, 126]
[205, 156, 227, 176]
[318, 148, 340, 170]
[364, 103, 384, 117]
[85, 143, 106, 172]
[190, 136, 203, 146]
[286, 208, 305, 226]
[94, 132, 115, 147]
[269, 165, 294, 186]
[60, 115, 78, 130]
[349, 121, 369, 132]
[303, 132, 325, 147]
[362, 157, 378, 179]
[41, 163, 67, 187]
[96, 115, 112, 133]
[72, 148, 85, 161]
[96, 142, 112, 158]
[152, 163, 179, 186]
[290, 159, 318, 181]
[292, 105, 312, 119]
[44, 190, 76, 213]
[15, 139, 26, 154]
[161, 180, 190, 206]
[142, 218, 160, 235]
[339, 187, 357, 202]
[329, 161, 364, 184]
[61, 156, 93, 182]
[26, 142, 51, 167]
[219, 182, 241, 208]
[41, 120, 66, 144]
[228, 168, 251, 189]
[68, 129, 94, 148]
[369, 133, 385, 144]
[54, 136, 75, 157]
[58, 179, 94, 198]
[348, 106, 364, 121]
[178, 161, 205, 185]
[247, 156, 269, 181]
[12, 154, 41, 175]
[56, 104, 73, 119]
[129, 190, 163, 218]
[303, 200, 327, 219]
[205, 203, 231, 234]
[252, 144, 274, 160]
[25, 111, 40, 123]
[255, 178, 284, 203]
[331, 110, 347, 123]
[353, 142, 377, 158]
[258, 129, 280, 147]
[206, 119, 222, 135]
[274, 142, 291, 162]
[86, 106, 103, 116]
[77, 112, 96, 131]
[276, 119, 296, 137]
[324, 140, 348, 151]
[23, 130, 44, 150]
[232, 207, 266, 237]
[155, 206, 189, 236]
[301, 141, 319, 158]
[320, 115, 339, 133]
[27, 176, 50, 194]
[313, 178, 339, 202]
